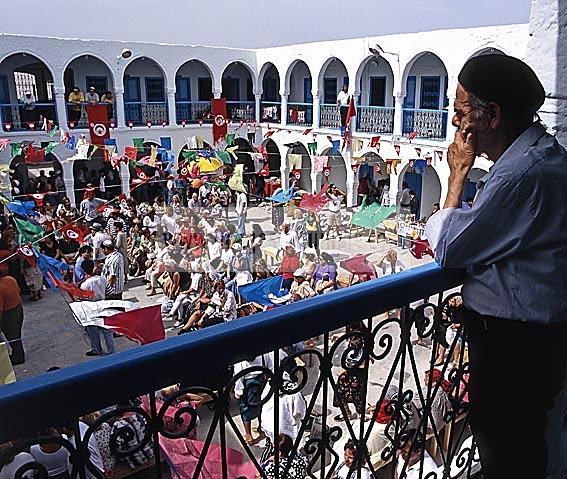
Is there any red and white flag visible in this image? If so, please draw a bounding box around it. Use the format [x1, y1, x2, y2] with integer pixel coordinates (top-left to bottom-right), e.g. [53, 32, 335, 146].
[103, 305, 165, 345]
[61, 223, 85, 244]
[18, 245, 36, 267]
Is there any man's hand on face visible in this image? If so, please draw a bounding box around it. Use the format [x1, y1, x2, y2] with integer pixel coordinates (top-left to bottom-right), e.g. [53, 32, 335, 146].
[447, 123, 476, 179]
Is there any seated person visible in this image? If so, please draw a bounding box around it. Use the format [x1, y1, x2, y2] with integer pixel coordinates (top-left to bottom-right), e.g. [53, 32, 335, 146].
[312, 252, 337, 294]
[289, 268, 316, 301]
[395, 429, 437, 479]
[198, 279, 237, 327]
[333, 439, 372, 479]
[278, 245, 300, 290]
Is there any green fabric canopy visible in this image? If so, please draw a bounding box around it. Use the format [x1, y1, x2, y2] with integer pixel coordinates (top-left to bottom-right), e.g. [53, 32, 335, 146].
[350, 204, 396, 230]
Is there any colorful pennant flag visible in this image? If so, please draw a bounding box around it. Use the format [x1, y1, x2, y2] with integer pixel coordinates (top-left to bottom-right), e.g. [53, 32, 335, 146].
[308, 142, 318, 156]
[14, 217, 44, 245]
[18, 244, 37, 267]
[124, 146, 138, 161]
[61, 223, 85, 244]
[133, 138, 145, 152]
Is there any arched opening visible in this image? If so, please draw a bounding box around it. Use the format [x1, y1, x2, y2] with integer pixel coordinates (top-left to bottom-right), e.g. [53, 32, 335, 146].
[320, 147, 347, 193]
[319, 57, 348, 129]
[399, 161, 441, 219]
[402, 52, 449, 140]
[356, 152, 388, 205]
[470, 47, 506, 59]
[175, 59, 213, 124]
[259, 63, 281, 123]
[263, 138, 281, 177]
[64, 55, 115, 128]
[221, 62, 254, 123]
[72, 147, 120, 204]
[128, 141, 166, 204]
[123, 57, 167, 126]
[0, 53, 56, 131]
[286, 60, 313, 126]
[286, 143, 311, 192]
[356, 56, 395, 134]
[177, 138, 213, 163]
[10, 152, 63, 202]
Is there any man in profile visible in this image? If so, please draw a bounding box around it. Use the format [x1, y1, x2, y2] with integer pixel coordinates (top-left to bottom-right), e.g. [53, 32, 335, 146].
[426, 54, 567, 477]
[337, 84, 350, 128]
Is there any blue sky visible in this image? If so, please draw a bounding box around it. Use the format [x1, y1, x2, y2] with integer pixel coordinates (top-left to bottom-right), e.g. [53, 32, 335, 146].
[0, 0, 532, 48]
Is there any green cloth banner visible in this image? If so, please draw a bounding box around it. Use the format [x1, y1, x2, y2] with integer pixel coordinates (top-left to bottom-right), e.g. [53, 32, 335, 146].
[225, 133, 235, 146]
[350, 204, 396, 230]
[10, 143, 21, 157]
[48, 126, 59, 138]
[14, 217, 45, 244]
[133, 138, 145, 152]
[182, 150, 197, 160]
[44, 142, 58, 155]
[216, 151, 232, 165]
[308, 141, 318, 155]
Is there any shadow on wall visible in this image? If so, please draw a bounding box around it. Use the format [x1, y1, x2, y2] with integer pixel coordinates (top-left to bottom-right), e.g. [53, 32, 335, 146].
[556, 0, 567, 147]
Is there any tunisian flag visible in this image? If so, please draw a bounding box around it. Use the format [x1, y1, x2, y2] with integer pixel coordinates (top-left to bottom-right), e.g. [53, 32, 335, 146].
[86, 104, 110, 145]
[211, 98, 228, 144]
[104, 305, 165, 345]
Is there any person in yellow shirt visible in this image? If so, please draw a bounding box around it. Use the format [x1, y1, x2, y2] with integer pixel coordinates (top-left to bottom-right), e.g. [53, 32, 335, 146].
[67, 86, 84, 123]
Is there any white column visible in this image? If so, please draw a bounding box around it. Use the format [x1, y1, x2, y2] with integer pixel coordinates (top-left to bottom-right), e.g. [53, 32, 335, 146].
[213, 88, 222, 100]
[393, 93, 404, 136]
[54, 88, 68, 129]
[350, 90, 358, 134]
[280, 165, 288, 189]
[60, 159, 75, 205]
[115, 89, 126, 128]
[310, 172, 318, 194]
[119, 161, 131, 196]
[445, 95, 456, 142]
[280, 93, 288, 126]
[254, 94, 262, 124]
[312, 92, 321, 129]
[167, 88, 177, 126]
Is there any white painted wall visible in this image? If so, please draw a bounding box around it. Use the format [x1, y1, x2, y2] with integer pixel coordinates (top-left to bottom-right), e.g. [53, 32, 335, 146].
[221, 62, 253, 100]
[288, 61, 311, 102]
[124, 58, 164, 101]
[358, 58, 395, 107]
[66, 56, 114, 94]
[404, 53, 448, 109]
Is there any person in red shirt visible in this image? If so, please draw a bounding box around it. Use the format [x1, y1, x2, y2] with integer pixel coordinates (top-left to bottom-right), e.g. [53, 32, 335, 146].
[0, 266, 25, 365]
[278, 245, 300, 290]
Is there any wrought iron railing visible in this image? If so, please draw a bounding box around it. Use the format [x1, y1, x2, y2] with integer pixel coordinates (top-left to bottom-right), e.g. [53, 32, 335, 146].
[0, 103, 57, 132]
[260, 101, 281, 123]
[357, 106, 395, 134]
[66, 102, 115, 128]
[125, 101, 168, 126]
[226, 101, 255, 123]
[319, 104, 341, 129]
[287, 102, 313, 127]
[176, 101, 213, 125]
[402, 108, 448, 140]
[0, 264, 482, 479]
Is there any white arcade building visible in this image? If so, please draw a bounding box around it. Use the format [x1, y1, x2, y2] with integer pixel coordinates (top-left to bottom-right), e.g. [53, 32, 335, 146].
[0, 3, 563, 217]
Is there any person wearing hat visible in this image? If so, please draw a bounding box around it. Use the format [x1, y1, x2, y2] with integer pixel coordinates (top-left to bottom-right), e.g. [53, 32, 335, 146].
[289, 268, 315, 302]
[101, 239, 125, 300]
[67, 86, 84, 123]
[85, 86, 99, 105]
[424, 54, 567, 478]
[90, 223, 111, 262]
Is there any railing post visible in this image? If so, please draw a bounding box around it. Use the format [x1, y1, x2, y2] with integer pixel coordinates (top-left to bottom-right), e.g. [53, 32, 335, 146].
[115, 89, 126, 128]
[312, 92, 321, 129]
[254, 94, 261, 124]
[167, 88, 177, 126]
[393, 93, 404, 136]
[445, 95, 456, 142]
[54, 87, 68, 129]
[280, 93, 288, 126]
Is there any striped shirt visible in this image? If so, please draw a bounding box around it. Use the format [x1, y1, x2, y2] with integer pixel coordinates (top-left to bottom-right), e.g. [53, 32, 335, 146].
[102, 251, 125, 295]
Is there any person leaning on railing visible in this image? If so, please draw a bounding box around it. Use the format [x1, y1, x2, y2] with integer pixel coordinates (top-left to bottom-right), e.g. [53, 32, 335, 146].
[67, 86, 84, 123]
[424, 54, 567, 478]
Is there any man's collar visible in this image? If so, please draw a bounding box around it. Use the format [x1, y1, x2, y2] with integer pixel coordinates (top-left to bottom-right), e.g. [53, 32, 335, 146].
[477, 121, 547, 186]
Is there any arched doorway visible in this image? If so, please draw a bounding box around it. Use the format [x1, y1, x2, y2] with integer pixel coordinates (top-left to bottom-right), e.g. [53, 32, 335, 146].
[263, 138, 281, 177]
[399, 162, 441, 219]
[356, 152, 388, 204]
[402, 52, 449, 140]
[320, 147, 347, 193]
[259, 63, 281, 123]
[72, 146, 120, 204]
[318, 57, 348, 129]
[10, 152, 63, 201]
[286, 60, 313, 126]
[174, 60, 214, 124]
[0, 53, 56, 131]
[221, 62, 255, 123]
[123, 57, 167, 126]
[286, 143, 311, 192]
[64, 55, 115, 128]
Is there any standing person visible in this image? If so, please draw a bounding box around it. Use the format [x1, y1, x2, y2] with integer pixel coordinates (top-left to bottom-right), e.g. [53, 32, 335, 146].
[326, 186, 345, 241]
[378, 249, 405, 276]
[398, 181, 411, 214]
[101, 240, 125, 300]
[279, 223, 299, 254]
[85, 86, 99, 104]
[0, 268, 25, 365]
[424, 55, 567, 478]
[19, 91, 36, 127]
[337, 84, 350, 128]
[67, 87, 84, 123]
[80, 190, 102, 223]
[409, 190, 420, 219]
[278, 246, 300, 290]
[305, 212, 321, 258]
[101, 90, 114, 119]
[235, 189, 248, 238]
[114, 221, 129, 280]
[90, 223, 111, 262]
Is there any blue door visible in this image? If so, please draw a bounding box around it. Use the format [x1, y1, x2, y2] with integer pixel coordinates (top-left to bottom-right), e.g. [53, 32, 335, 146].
[303, 78, 312, 103]
[403, 171, 422, 217]
[402, 76, 416, 133]
[420, 76, 441, 110]
[175, 76, 191, 122]
[323, 78, 337, 104]
[124, 76, 141, 123]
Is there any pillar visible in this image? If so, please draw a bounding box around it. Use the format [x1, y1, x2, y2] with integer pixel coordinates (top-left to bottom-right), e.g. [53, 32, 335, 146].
[310, 172, 318, 194]
[54, 88, 68, 129]
[526, 0, 567, 147]
[119, 161, 131, 196]
[280, 93, 288, 126]
[60, 158, 75, 205]
[167, 88, 177, 126]
[280, 164, 288, 189]
[445, 95, 456, 142]
[393, 93, 404, 136]
[255, 94, 262, 124]
[115, 89, 126, 128]
[312, 92, 321, 129]
[213, 88, 222, 100]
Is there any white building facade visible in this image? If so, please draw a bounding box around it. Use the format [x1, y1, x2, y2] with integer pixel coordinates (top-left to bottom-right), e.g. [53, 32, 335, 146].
[0, 24, 534, 215]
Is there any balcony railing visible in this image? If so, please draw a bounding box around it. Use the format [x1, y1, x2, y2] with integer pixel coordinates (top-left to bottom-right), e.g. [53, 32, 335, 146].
[288, 102, 313, 126]
[0, 264, 484, 479]
[402, 108, 448, 140]
[0, 103, 57, 132]
[176, 101, 212, 124]
[66, 102, 115, 128]
[125, 101, 168, 126]
[260, 101, 281, 123]
[226, 101, 255, 123]
[357, 105, 395, 134]
[319, 104, 341, 129]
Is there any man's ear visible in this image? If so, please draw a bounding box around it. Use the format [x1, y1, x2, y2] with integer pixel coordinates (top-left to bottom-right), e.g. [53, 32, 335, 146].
[487, 102, 502, 130]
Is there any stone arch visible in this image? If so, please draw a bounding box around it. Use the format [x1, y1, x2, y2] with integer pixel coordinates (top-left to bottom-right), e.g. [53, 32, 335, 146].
[400, 51, 448, 98]
[9, 151, 63, 199]
[286, 142, 311, 192]
[319, 147, 348, 193]
[284, 59, 312, 98]
[261, 138, 281, 177]
[397, 159, 442, 219]
[316, 57, 349, 101]
[258, 62, 281, 102]
[62, 53, 117, 90]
